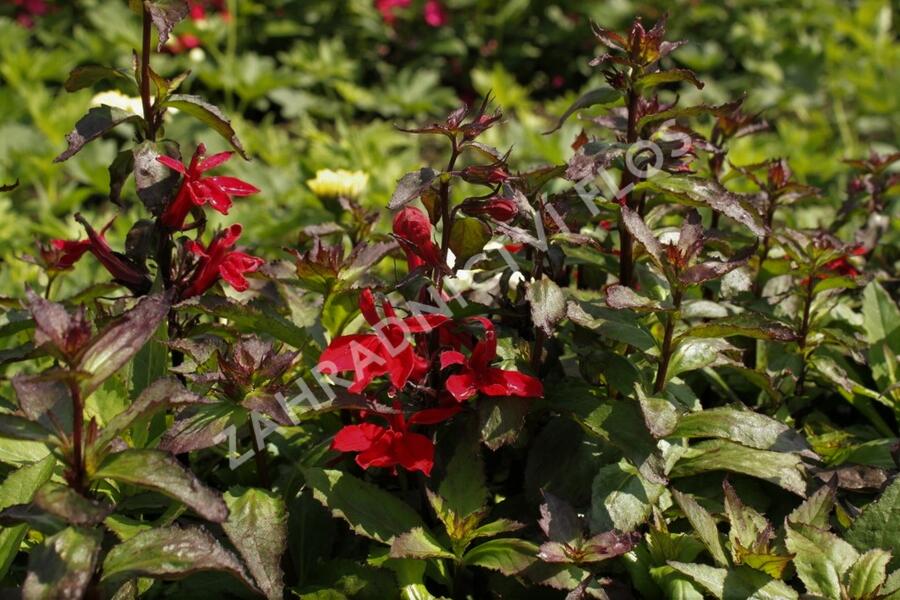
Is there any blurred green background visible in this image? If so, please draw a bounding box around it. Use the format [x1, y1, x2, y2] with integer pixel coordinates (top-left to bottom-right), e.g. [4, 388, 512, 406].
[0, 0, 896, 295]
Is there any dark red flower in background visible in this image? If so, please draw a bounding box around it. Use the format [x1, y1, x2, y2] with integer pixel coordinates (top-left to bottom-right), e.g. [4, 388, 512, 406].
[331, 404, 460, 475]
[423, 0, 448, 27]
[181, 224, 264, 298]
[52, 215, 150, 293]
[375, 0, 410, 25]
[440, 318, 543, 402]
[392, 206, 445, 271]
[158, 144, 259, 230]
[12, 0, 49, 28]
[318, 289, 449, 393]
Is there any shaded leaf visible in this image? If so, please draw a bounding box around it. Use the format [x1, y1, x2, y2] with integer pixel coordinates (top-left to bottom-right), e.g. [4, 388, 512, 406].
[544, 87, 621, 133]
[0, 455, 55, 580]
[539, 491, 582, 545]
[33, 482, 113, 527]
[164, 94, 248, 158]
[302, 468, 425, 545]
[133, 141, 181, 215]
[526, 276, 566, 336]
[437, 437, 487, 519]
[478, 396, 529, 451]
[462, 538, 539, 575]
[23, 527, 102, 599]
[92, 449, 228, 522]
[64, 65, 133, 93]
[635, 69, 704, 91]
[145, 0, 190, 50]
[388, 168, 438, 210]
[102, 525, 257, 592]
[672, 489, 729, 567]
[605, 284, 664, 312]
[390, 527, 454, 560]
[670, 407, 812, 455]
[682, 315, 797, 343]
[222, 487, 287, 600]
[590, 460, 663, 533]
[54, 106, 140, 162]
[449, 217, 492, 264]
[845, 478, 900, 571]
[621, 205, 664, 267]
[668, 562, 799, 600]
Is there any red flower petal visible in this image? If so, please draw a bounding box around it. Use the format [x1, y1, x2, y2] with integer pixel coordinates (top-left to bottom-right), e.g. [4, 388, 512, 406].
[206, 175, 259, 196]
[445, 371, 478, 402]
[481, 368, 544, 398]
[393, 431, 435, 475]
[331, 422, 385, 452]
[402, 313, 450, 334]
[407, 406, 461, 425]
[156, 154, 187, 174]
[356, 431, 398, 469]
[440, 350, 466, 370]
[197, 151, 234, 172]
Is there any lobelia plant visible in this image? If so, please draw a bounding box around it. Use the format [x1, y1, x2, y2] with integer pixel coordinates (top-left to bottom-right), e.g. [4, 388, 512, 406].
[0, 4, 897, 600]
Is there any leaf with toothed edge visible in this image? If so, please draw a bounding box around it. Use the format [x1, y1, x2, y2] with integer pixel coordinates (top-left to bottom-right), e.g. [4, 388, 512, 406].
[222, 487, 288, 600]
[144, 0, 190, 51]
[54, 106, 142, 163]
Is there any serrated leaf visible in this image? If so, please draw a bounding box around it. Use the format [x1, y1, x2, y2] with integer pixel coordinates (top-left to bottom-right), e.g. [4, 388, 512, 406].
[478, 396, 529, 450]
[590, 460, 662, 533]
[636, 69, 704, 91]
[78, 291, 172, 396]
[389, 527, 454, 560]
[846, 548, 891, 599]
[102, 525, 257, 592]
[787, 478, 836, 528]
[23, 527, 102, 599]
[64, 65, 133, 93]
[526, 276, 566, 336]
[671, 407, 812, 455]
[54, 106, 140, 162]
[462, 538, 538, 575]
[302, 468, 425, 545]
[544, 87, 621, 133]
[92, 449, 227, 522]
[862, 281, 900, 390]
[722, 481, 769, 558]
[845, 478, 900, 571]
[668, 562, 799, 600]
[388, 168, 438, 210]
[671, 440, 807, 496]
[672, 490, 729, 567]
[222, 487, 287, 600]
[449, 217, 492, 264]
[786, 522, 858, 598]
[621, 205, 664, 267]
[437, 438, 487, 519]
[145, 0, 190, 51]
[164, 94, 248, 158]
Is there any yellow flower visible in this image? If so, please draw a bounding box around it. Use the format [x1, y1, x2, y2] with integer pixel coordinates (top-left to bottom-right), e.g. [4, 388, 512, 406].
[307, 169, 369, 200]
[90, 91, 144, 116]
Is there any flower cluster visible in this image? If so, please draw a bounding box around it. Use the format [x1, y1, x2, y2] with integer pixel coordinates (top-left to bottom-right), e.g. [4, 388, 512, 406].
[319, 289, 542, 475]
[375, 0, 448, 28]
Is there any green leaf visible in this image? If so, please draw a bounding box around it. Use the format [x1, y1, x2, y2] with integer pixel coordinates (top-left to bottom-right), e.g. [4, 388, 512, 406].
[302, 468, 425, 545]
[0, 455, 55, 579]
[93, 378, 202, 458]
[845, 478, 900, 571]
[33, 482, 113, 527]
[23, 527, 102, 599]
[635, 69, 704, 91]
[222, 487, 287, 600]
[78, 291, 173, 396]
[786, 522, 858, 598]
[388, 168, 438, 210]
[544, 86, 621, 133]
[605, 284, 665, 312]
[449, 217, 492, 264]
[145, 0, 190, 50]
[845, 548, 891, 600]
[668, 339, 740, 381]
[63, 65, 133, 93]
[670, 440, 807, 496]
[91, 449, 228, 522]
[438, 437, 487, 519]
[180, 295, 311, 350]
[478, 396, 529, 450]
[787, 479, 836, 529]
[109, 148, 135, 206]
[462, 538, 539, 575]
[102, 525, 258, 592]
[590, 460, 663, 533]
[668, 562, 799, 600]
[862, 281, 900, 390]
[670, 407, 812, 455]
[672, 490, 729, 567]
[526, 276, 566, 336]
[54, 106, 141, 162]
[722, 481, 769, 559]
[164, 94, 248, 158]
[389, 527, 454, 560]
[682, 315, 797, 343]
[0, 414, 57, 444]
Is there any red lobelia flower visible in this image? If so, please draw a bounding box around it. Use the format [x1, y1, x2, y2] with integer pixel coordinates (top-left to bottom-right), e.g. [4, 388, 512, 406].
[181, 224, 265, 298]
[392, 206, 445, 271]
[157, 144, 259, 230]
[331, 404, 460, 475]
[440, 318, 543, 402]
[318, 288, 449, 393]
[52, 215, 150, 293]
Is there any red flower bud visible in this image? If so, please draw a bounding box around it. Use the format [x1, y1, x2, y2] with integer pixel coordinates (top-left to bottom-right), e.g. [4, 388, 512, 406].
[460, 197, 518, 222]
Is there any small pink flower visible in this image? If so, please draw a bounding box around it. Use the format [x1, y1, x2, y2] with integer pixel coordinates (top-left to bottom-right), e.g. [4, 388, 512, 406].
[375, 0, 411, 25]
[423, 0, 448, 27]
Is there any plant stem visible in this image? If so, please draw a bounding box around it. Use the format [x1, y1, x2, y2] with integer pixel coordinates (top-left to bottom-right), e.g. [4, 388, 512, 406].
[68, 379, 86, 494]
[618, 87, 640, 288]
[654, 289, 682, 393]
[795, 272, 816, 396]
[250, 424, 271, 488]
[438, 137, 460, 269]
[140, 7, 155, 140]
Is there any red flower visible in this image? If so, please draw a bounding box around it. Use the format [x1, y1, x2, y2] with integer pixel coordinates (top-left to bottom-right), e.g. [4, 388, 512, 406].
[460, 197, 518, 222]
[423, 0, 448, 27]
[392, 207, 445, 271]
[331, 404, 460, 475]
[157, 144, 259, 230]
[181, 224, 265, 298]
[52, 216, 150, 292]
[318, 289, 449, 393]
[440, 318, 543, 402]
[47, 238, 91, 271]
[375, 0, 411, 25]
